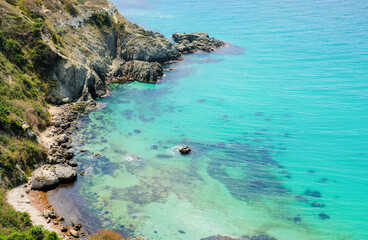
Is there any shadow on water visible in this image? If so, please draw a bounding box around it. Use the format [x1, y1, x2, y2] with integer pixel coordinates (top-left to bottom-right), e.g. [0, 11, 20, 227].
[47, 183, 102, 236]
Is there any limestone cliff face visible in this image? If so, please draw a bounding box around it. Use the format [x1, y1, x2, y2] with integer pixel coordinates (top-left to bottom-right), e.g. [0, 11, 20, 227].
[29, 0, 182, 104]
[119, 31, 181, 63]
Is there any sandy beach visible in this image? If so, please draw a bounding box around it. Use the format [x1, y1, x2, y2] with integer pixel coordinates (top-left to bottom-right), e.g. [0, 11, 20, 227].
[7, 185, 62, 235]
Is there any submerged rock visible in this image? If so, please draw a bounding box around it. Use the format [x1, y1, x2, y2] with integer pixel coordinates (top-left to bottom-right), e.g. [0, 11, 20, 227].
[201, 235, 277, 240]
[201, 236, 241, 240]
[310, 202, 325, 208]
[319, 212, 330, 220]
[304, 189, 321, 198]
[172, 32, 227, 53]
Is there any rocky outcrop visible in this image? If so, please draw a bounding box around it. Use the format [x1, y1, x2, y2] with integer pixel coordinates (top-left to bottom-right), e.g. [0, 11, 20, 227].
[172, 32, 227, 53]
[22, 0, 228, 104]
[109, 60, 163, 83]
[30, 164, 77, 190]
[119, 31, 182, 63]
[178, 146, 191, 154]
[44, 5, 184, 104]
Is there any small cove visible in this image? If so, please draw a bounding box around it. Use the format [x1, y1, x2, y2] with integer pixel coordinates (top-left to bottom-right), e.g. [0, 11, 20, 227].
[48, 0, 368, 239]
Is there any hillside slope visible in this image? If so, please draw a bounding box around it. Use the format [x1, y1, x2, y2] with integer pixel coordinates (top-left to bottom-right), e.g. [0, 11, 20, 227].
[0, 0, 181, 188]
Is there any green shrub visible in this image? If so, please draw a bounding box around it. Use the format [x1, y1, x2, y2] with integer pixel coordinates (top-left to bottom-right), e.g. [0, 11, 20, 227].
[0, 189, 32, 235]
[71, 104, 86, 113]
[3, 39, 27, 67]
[63, 0, 79, 16]
[91, 12, 112, 27]
[30, 40, 59, 71]
[5, 0, 18, 6]
[0, 190, 60, 238]
[0, 31, 5, 50]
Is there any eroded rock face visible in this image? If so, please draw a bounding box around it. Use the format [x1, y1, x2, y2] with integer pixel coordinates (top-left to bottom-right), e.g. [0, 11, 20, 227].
[120, 32, 182, 63]
[172, 32, 227, 53]
[109, 60, 163, 83]
[49, 59, 107, 104]
[30, 164, 77, 190]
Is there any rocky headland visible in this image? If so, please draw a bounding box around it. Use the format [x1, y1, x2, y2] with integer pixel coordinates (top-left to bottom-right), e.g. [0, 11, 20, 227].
[173, 32, 227, 53]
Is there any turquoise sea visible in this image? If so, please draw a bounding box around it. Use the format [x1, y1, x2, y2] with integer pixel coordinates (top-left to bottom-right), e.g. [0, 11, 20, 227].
[48, 0, 368, 239]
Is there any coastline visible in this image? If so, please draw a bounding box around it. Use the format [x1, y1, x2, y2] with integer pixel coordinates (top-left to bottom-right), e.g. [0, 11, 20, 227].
[7, 103, 89, 239]
[2, 2, 230, 235]
[7, 185, 63, 236]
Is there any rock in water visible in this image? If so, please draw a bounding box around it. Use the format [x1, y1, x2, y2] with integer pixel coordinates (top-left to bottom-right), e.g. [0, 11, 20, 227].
[70, 229, 79, 238]
[109, 60, 164, 83]
[73, 223, 82, 231]
[178, 146, 191, 154]
[172, 32, 227, 53]
[319, 212, 330, 220]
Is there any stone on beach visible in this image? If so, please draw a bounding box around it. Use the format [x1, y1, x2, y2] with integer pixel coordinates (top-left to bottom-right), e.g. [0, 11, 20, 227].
[42, 210, 57, 219]
[30, 167, 59, 190]
[30, 165, 77, 190]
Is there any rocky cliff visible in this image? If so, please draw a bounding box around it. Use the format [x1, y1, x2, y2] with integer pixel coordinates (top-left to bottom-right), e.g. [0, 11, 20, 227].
[32, 0, 182, 105]
[0, 0, 182, 187]
[0, 0, 227, 188]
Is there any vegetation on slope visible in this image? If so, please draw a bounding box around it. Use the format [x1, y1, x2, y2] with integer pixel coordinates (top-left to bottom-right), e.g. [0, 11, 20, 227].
[0, 0, 62, 188]
[0, 0, 67, 238]
[0, 0, 131, 238]
[0, 189, 60, 239]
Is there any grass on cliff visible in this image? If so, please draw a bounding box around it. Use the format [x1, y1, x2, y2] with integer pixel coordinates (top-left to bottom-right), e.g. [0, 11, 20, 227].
[0, 0, 60, 188]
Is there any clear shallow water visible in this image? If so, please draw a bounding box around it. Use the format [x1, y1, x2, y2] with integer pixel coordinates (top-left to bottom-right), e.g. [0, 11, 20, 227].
[49, 0, 368, 239]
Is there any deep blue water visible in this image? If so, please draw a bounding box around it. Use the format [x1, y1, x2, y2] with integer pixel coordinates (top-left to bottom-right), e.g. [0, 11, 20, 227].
[49, 0, 368, 239]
